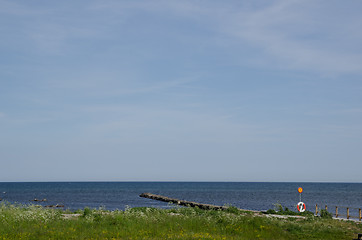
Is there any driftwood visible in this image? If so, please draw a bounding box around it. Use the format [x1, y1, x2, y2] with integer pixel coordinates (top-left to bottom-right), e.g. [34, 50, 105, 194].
[140, 193, 228, 211]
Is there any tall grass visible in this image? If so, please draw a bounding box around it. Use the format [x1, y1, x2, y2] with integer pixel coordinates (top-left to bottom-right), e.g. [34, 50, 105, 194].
[0, 202, 361, 239]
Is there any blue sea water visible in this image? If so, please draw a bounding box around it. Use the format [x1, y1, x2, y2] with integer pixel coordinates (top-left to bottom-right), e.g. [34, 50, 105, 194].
[0, 182, 361, 216]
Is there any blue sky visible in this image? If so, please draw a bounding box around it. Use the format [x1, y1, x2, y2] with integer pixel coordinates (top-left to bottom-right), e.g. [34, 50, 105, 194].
[1, 0, 362, 182]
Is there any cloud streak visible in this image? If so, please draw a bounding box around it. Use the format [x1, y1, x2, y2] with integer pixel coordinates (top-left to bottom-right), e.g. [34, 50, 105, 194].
[230, 1, 362, 74]
[100, 0, 362, 75]
[4, 0, 361, 74]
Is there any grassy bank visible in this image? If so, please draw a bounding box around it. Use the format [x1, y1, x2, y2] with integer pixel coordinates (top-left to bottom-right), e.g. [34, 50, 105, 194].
[0, 202, 361, 239]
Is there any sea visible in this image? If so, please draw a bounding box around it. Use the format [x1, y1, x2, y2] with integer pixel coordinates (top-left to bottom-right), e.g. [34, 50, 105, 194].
[0, 182, 361, 217]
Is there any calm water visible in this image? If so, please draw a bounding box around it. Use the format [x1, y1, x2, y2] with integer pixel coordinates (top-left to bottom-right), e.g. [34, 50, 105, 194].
[0, 182, 361, 214]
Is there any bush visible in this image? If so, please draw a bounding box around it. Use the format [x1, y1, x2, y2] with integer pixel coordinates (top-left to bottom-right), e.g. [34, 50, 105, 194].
[266, 204, 314, 216]
[282, 207, 297, 216]
[320, 209, 333, 219]
[300, 210, 315, 217]
[270, 203, 297, 215]
[266, 209, 277, 214]
[225, 205, 240, 214]
[82, 207, 92, 217]
[275, 203, 284, 212]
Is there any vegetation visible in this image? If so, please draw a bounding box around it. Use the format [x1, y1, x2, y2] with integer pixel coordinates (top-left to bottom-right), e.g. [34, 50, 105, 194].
[0, 202, 361, 239]
[319, 209, 333, 219]
[266, 203, 314, 217]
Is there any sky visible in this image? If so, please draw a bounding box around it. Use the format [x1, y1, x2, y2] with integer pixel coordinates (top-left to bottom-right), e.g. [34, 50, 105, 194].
[1, 0, 362, 182]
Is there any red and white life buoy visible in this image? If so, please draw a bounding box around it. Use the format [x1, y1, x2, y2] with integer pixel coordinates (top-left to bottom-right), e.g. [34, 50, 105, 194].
[297, 202, 306, 212]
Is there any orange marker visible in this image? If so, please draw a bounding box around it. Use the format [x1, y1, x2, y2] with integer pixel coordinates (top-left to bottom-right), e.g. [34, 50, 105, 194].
[298, 187, 303, 193]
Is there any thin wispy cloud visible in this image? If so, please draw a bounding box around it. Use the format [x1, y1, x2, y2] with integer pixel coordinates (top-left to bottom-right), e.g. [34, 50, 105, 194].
[169, 0, 362, 75]
[5, 0, 361, 73]
[227, 0, 362, 75]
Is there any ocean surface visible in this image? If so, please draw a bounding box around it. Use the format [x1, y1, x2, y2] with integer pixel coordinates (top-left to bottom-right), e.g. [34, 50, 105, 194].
[0, 182, 361, 216]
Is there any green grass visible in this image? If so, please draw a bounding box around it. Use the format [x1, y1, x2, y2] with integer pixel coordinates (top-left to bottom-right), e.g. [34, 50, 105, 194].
[0, 202, 361, 239]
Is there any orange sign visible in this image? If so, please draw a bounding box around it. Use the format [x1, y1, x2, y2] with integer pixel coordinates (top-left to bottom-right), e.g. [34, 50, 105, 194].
[298, 187, 303, 193]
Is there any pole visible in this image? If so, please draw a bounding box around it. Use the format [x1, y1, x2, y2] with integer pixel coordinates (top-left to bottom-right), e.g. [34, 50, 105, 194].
[347, 208, 350, 219]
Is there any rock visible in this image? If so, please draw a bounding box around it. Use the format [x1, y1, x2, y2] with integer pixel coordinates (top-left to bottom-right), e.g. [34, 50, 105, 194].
[32, 198, 47, 202]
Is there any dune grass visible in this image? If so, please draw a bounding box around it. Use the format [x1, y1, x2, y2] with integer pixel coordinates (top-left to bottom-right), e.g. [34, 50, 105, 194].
[0, 202, 361, 239]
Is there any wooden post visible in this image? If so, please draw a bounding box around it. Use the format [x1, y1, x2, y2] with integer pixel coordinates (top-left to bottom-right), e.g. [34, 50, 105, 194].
[347, 207, 350, 219]
[325, 205, 328, 211]
[359, 208, 361, 221]
[315, 204, 318, 215]
[335, 206, 338, 218]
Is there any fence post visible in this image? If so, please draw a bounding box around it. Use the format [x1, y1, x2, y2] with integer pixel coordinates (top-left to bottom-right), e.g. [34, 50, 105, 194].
[315, 204, 318, 215]
[359, 208, 361, 221]
[347, 208, 350, 219]
[336, 206, 338, 218]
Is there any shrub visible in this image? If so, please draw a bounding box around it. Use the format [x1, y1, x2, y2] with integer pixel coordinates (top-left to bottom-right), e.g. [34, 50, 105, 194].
[266, 209, 277, 214]
[82, 207, 92, 217]
[274, 203, 284, 212]
[300, 210, 314, 217]
[320, 209, 333, 219]
[266, 203, 314, 216]
[225, 205, 240, 214]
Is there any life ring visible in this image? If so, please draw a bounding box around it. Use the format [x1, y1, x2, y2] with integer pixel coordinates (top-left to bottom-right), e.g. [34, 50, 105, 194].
[297, 202, 306, 212]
